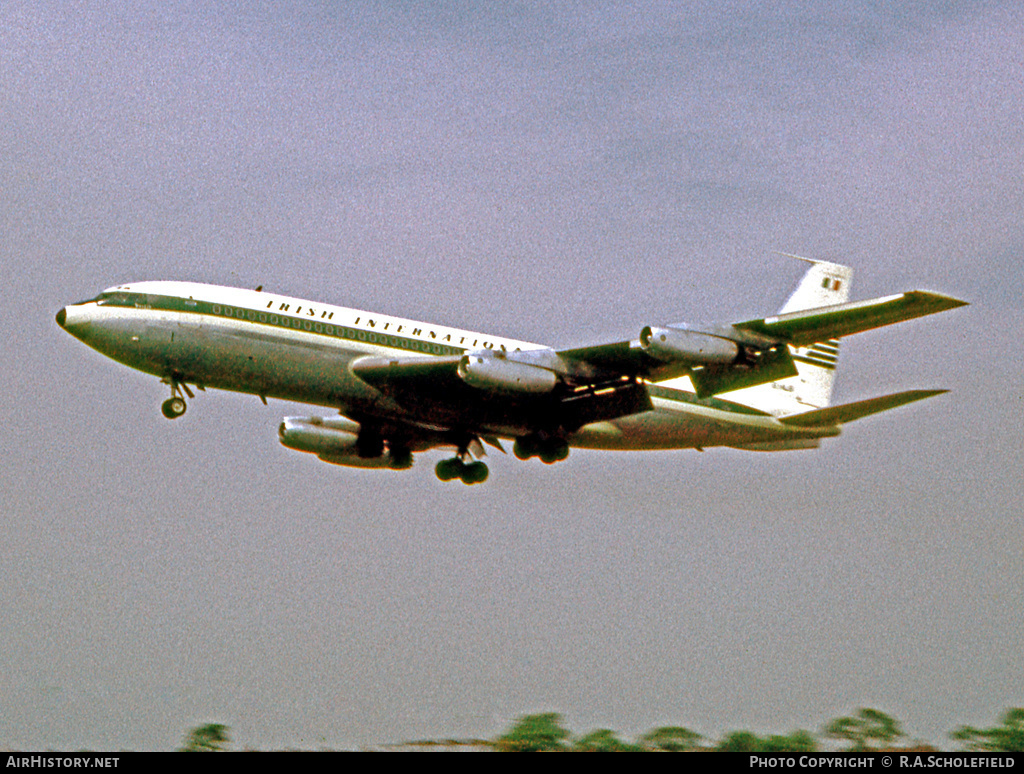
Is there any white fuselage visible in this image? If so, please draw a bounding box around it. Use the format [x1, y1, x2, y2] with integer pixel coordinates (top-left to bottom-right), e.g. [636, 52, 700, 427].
[57, 281, 835, 451]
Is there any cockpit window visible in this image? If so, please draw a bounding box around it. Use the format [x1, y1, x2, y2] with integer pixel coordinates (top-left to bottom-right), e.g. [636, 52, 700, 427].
[95, 292, 132, 306]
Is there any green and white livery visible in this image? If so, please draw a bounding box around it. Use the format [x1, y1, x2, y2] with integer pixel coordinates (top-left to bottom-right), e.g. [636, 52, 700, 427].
[56, 259, 966, 484]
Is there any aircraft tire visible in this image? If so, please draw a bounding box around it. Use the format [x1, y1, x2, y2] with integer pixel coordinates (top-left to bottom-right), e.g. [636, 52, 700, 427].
[435, 458, 463, 482]
[161, 397, 186, 419]
[539, 441, 568, 464]
[513, 438, 536, 460]
[460, 461, 488, 485]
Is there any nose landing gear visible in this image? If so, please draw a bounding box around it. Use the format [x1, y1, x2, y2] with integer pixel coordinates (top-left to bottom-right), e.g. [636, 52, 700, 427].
[160, 378, 193, 419]
[161, 396, 187, 419]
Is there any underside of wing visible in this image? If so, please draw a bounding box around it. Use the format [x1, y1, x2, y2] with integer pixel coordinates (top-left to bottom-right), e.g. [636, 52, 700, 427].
[557, 340, 643, 373]
[349, 353, 652, 436]
[557, 337, 799, 399]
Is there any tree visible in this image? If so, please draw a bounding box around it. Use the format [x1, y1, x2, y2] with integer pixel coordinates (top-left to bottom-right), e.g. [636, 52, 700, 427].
[716, 731, 764, 752]
[951, 708, 1024, 752]
[761, 731, 818, 753]
[573, 728, 641, 752]
[493, 712, 571, 752]
[180, 722, 231, 752]
[713, 729, 818, 753]
[640, 726, 704, 752]
[823, 708, 903, 751]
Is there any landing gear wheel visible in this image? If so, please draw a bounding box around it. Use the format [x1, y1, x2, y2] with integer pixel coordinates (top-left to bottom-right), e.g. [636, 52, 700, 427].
[436, 457, 489, 484]
[161, 396, 187, 419]
[516, 435, 569, 463]
[539, 441, 569, 464]
[435, 458, 463, 482]
[513, 437, 537, 460]
[161, 376, 191, 419]
[460, 461, 489, 485]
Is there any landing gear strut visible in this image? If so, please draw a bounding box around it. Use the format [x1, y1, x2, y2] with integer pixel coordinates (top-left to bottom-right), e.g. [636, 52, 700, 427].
[354, 429, 413, 470]
[389, 445, 414, 470]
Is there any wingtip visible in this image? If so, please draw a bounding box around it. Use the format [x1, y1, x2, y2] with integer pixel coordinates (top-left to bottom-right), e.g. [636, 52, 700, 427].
[908, 290, 970, 309]
[936, 294, 970, 309]
[914, 388, 950, 399]
[892, 388, 950, 400]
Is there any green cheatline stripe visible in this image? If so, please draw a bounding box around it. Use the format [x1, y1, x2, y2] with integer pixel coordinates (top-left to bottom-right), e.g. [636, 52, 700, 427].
[646, 384, 770, 417]
[94, 290, 469, 356]
[91, 291, 799, 411]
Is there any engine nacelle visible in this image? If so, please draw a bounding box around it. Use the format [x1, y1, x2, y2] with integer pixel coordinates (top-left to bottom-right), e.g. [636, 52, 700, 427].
[278, 416, 394, 468]
[457, 352, 558, 394]
[639, 326, 740, 365]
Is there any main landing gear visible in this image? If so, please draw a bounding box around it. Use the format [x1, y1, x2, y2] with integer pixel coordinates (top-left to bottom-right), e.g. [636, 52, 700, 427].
[355, 427, 414, 470]
[160, 378, 193, 419]
[513, 434, 570, 464]
[435, 456, 489, 485]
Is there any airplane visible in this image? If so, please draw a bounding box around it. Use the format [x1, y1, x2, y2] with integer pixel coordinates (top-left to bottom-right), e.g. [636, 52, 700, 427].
[55, 258, 966, 484]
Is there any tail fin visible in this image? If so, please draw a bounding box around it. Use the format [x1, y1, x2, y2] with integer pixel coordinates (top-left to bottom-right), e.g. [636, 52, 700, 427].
[731, 258, 852, 414]
[776, 255, 852, 313]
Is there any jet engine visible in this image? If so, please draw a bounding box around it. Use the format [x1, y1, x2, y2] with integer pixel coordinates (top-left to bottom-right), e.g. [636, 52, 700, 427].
[457, 352, 558, 394]
[639, 325, 740, 365]
[278, 416, 396, 469]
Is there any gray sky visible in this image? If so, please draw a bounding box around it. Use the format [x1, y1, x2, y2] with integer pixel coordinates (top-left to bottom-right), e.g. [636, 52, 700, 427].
[2, 0, 1021, 750]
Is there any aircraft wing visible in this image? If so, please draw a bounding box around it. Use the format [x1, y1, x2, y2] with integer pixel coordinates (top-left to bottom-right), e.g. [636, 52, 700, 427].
[732, 291, 968, 345]
[347, 289, 967, 422]
[557, 290, 967, 398]
[558, 339, 797, 399]
[349, 353, 653, 436]
[557, 340, 659, 378]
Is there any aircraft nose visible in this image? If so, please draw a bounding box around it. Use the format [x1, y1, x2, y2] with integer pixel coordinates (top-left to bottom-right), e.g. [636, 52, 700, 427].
[56, 307, 67, 328]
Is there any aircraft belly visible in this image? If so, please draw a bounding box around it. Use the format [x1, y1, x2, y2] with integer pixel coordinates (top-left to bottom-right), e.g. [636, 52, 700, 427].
[82, 312, 378, 409]
[569, 398, 804, 451]
[172, 328, 378, 406]
[65, 311, 167, 377]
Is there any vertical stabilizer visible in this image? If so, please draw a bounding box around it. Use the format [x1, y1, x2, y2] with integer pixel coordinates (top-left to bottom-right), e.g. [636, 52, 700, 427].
[778, 258, 852, 313]
[729, 258, 852, 414]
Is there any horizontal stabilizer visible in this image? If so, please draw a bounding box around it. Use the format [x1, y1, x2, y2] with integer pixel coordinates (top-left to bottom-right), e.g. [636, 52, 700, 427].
[778, 389, 948, 427]
[734, 291, 968, 346]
